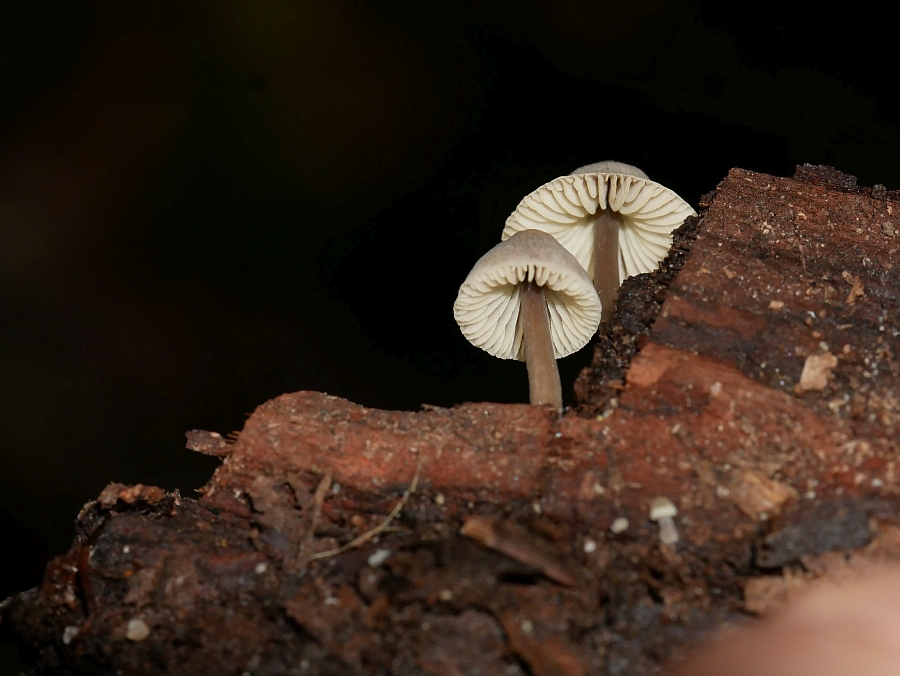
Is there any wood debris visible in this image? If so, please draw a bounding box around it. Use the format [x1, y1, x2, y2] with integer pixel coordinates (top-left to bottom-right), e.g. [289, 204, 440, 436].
[460, 517, 576, 587]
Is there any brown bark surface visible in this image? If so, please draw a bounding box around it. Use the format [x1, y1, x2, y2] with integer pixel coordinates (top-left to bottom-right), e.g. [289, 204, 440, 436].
[2, 166, 899, 675]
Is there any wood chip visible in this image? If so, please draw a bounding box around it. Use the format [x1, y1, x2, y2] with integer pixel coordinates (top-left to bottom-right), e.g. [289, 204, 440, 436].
[498, 612, 587, 676]
[841, 271, 865, 305]
[97, 483, 167, 507]
[743, 573, 803, 615]
[797, 352, 838, 391]
[728, 470, 797, 521]
[460, 517, 576, 587]
[185, 429, 231, 456]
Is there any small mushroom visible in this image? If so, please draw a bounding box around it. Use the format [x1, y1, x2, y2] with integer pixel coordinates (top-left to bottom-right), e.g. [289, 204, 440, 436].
[502, 161, 696, 322]
[453, 229, 602, 411]
[649, 496, 679, 545]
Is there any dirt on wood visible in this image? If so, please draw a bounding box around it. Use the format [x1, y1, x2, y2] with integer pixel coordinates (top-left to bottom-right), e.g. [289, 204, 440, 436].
[2, 165, 898, 675]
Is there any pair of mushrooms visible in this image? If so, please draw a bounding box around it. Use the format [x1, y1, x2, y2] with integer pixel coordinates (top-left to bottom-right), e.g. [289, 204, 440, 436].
[454, 161, 695, 411]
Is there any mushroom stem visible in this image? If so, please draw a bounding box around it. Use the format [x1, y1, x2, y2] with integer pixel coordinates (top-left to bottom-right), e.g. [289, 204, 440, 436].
[519, 281, 562, 411]
[591, 209, 624, 322]
[657, 516, 679, 545]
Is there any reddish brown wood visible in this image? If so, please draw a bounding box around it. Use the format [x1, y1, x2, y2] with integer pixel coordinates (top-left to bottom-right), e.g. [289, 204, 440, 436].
[3, 167, 899, 675]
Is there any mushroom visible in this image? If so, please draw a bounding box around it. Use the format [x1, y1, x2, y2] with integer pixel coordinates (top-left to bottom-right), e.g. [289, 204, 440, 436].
[649, 496, 679, 545]
[453, 229, 602, 411]
[501, 160, 696, 322]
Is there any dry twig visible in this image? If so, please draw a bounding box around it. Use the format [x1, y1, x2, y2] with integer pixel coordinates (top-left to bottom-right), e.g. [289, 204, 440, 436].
[310, 460, 422, 560]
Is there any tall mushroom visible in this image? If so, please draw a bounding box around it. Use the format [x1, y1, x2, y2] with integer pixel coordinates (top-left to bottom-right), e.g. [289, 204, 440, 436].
[453, 229, 602, 411]
[501, 161, 696, 322]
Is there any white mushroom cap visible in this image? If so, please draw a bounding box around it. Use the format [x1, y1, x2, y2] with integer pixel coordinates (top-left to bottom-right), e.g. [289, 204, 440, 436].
[649, 496, 678, 520]
[453, 229, 601, 360]
[501, 163, 696, 283]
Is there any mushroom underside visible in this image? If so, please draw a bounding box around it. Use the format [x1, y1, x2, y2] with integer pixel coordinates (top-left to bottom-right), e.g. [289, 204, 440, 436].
[453, 229, 602, 411]
[501, 172, 696, 302]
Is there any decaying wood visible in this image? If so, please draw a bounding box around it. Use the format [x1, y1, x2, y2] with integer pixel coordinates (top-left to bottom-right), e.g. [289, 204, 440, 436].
[460, 516, 577, 587]
[310, 461, 420, 561]
[2, 166, 898, 675]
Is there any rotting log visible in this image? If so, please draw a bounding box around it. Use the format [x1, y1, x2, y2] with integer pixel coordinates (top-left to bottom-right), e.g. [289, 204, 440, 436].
[2, 166, 898, 676]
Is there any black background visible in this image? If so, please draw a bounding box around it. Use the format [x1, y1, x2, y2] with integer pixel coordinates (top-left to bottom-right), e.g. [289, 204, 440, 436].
[1, 0, 897, 616]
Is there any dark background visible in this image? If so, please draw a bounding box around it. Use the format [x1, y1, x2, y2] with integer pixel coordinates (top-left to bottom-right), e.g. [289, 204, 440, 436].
[1, 0, 897, 615]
